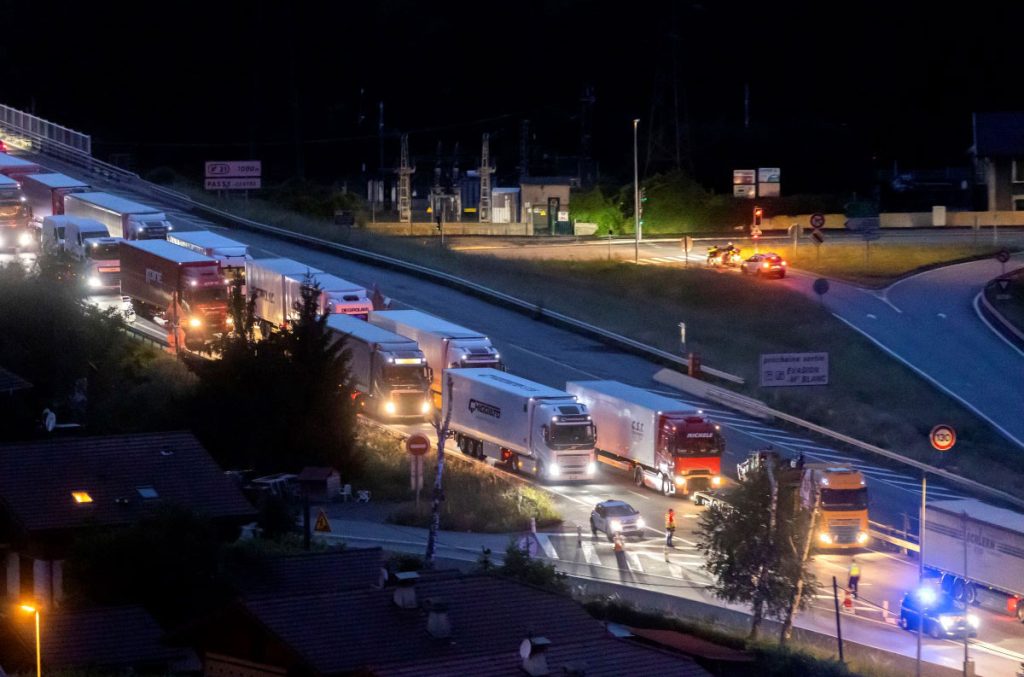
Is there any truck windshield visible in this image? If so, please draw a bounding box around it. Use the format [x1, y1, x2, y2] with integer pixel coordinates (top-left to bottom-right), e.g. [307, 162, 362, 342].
[88, 242, 120, 259]
[383, 364, 429, 388]
[190, 286, 227, 303]
[549, 422, 596, 448]
[820, 488, 868, 510]
[672, 431, 724, 456]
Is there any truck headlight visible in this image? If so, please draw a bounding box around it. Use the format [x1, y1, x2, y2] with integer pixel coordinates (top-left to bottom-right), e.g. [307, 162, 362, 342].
[635, 517, 646, 529]
[547, 463, 560, 478]
[939, 616, 954, 630]
[674, 475, 686, 486]
[967, 614, 980, 629]
[856, 531, 869, 544]
[384, 401, 396, 415]
[17, 232, 31, 247]
[609, 519, 622, 532]
[586, 461, 596, 475]
[818, 532, 833, 544]
[87, 276, 101, 288]
[420, 400, 431, 414]
[189, 318, 202, 328]
[712, 475, 722, 486]
[226, 317, 234, 326]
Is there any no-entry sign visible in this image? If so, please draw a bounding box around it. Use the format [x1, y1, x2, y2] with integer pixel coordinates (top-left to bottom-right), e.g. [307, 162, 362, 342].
[406, 433, 431, 456]
[929, 425, 956, 452]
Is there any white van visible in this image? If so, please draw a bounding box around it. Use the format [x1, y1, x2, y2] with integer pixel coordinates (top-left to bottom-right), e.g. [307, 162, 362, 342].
[64, 217, 111, 261]
[41, 215, 71, 255]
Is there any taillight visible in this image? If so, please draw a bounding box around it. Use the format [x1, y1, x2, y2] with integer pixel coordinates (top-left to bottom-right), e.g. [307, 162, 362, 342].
[762, 262, 769, 269]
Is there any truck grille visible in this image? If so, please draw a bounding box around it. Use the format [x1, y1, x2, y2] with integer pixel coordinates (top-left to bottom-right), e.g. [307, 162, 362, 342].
[557, 453, 591, 471]
[395, 393, 426, 416]
[831, 525, 859, 543]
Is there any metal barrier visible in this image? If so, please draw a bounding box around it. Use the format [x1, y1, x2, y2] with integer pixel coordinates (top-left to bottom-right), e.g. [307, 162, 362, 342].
[869, 520, 920, 554]
[0, 104, 91, 154]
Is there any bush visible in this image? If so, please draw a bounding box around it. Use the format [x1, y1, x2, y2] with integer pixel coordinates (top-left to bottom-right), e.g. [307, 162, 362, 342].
[570, 186, 626, 235]
[497, 540, 567, 592]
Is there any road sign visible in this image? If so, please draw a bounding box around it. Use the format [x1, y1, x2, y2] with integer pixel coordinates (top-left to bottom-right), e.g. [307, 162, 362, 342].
[406, 433, 431, 456]
[204, 178, 261, 190]
[998, 279, 1011, 292]
[813, 278, 830, 296]
[811, 230, 825, 244]
[996, 250, 1011, 263]
[205, 160, 262, 178]
[930, 424, 956, 452]
[314, 509, 331, 533]
[760, 352, 829, 387]
[810, 213, 826, 229]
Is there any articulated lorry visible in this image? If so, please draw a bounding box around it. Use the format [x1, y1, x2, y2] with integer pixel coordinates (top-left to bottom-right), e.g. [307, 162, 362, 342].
[445, 369, 597, 482]
[119, 240, 228, 349]
[64, 192, 172, 240]
[368, 310, 503, 407]
[63, 218, 121, 291]
[736, 450, 870, 550]
[20, 173, 89, 222]
[0, 174, 32, 250]
[167, 229, 249, 275]
[247, 258, 372, 329]
[567, 380, 723, 495]
[0, 154, 41, 180]
[924, 499, 1024, 621]
[327, 313, 432, 420]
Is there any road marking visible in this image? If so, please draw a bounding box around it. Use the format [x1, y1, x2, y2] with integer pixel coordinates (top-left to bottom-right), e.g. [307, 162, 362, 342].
[628, 490, 650, 501]
[668, 562, 684, 578]
[537, 533, 559, 560]
[504, 343, 602, 378]
[580, 541, 601, 566]
[626, 552, 644, 572]
[866, 313, 877, 319]
[937, 312, 947, 319]
[973, 291, 1024, 360]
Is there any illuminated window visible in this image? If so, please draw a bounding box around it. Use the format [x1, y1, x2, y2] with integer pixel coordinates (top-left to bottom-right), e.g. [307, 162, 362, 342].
[137, 486, 159, 499]
[72, 491, 93, 504]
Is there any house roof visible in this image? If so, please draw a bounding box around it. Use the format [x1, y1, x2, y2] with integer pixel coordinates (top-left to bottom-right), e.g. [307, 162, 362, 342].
[297, 466, 337, 482]
[0, 366, 31, 394]
[235, 574, 707, 676]
[0, 431, 255, 534]
[973, 112, 1024, 157]
[235, 548, 385, 597]
[8, 605, 186, 671]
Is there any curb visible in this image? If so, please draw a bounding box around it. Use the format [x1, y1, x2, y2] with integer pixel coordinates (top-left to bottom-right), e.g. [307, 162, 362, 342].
[977, 284, 1024, 351]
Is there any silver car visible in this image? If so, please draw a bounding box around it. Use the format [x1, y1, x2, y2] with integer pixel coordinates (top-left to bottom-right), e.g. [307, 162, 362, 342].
[590, 500, 646, 541]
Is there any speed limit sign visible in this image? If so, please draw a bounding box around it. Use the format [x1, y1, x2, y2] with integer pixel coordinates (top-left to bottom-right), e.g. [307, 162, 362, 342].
[929, 425, 956, 452]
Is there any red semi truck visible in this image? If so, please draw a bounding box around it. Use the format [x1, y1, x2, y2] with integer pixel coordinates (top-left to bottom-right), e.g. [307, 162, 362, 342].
[567, 380, 724, 495]
[119, 240, 229, 350]
[20, 172, 90, 223]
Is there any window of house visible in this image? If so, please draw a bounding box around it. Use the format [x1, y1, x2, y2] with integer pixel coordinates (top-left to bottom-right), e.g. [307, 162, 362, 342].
[1013, 159, 1024, 183]
[136, 486, 159, 499]
[71, 491, 93, 503]
[1014, 197, 1024, 211]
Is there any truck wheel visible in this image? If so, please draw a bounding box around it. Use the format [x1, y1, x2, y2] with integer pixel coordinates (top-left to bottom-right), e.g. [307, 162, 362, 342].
[1016, 600, 1024, 622]
[928, 621, 942, 639]
[633, 467, 644, 488]
[474, 440, 484, 460]
[952, 578, 965, 602]
[660, 475, 672, 496]
[899, 615, 909, 630]
[965, 583, 977, 605]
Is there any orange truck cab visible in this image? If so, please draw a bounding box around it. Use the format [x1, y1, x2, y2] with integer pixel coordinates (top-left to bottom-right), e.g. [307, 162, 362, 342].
[800, 463, 869, 549]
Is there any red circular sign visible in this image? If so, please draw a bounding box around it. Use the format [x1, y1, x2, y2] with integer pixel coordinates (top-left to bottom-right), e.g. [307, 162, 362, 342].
[929, 425, 956, 452]
[406, 433, 431, 456]
[996, 250, 1011, 264]
[810, 213, 826, 229]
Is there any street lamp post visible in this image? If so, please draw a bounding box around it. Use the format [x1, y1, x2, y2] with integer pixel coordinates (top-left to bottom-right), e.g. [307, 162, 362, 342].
[19, 603, 40, 677]
[633, 118, 640, 264]
[916, 472, 926, 677]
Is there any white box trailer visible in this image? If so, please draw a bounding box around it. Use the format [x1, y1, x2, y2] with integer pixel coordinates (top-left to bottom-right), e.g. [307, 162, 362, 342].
[368, 310, 503, 405]
[327, 314, 431, 420]
[167, 229, 249, 273]
[306, 272, 373, 319]
[20, 172, 89, 222]
[63, 192, 172, 240]
[924, 499, 1024, 620]
[567, 380, 724, 495]
[444, 368, 596, 482]
[245, 257, 323, 328]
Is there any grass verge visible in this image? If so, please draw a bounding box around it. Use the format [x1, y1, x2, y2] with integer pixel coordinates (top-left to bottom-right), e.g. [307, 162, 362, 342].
[175, 186, 1024, 498]
[357, 428, 561, 533]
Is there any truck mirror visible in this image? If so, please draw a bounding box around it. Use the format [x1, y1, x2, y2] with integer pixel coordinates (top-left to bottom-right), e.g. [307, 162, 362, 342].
[541, 425, 549, 443]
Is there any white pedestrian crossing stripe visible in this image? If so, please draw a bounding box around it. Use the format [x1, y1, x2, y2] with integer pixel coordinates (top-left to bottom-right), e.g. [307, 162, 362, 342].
[580, 541, 601, 566]
[537, 534, 559, 560]
[626, 552, 644, 572]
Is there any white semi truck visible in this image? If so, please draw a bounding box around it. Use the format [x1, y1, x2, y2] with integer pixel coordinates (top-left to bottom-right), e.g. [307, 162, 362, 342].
[924, 499, 1024, 621]
[246, 258, 372, 330]
[368, 310, 503, 407]
[167, 229, 249, 274]
[444, 368, 597, 482]
[566, 380, 724, 495]
[63, 192, 172, 240]
[62, 217, 122, 292]
[327, 313, 432, 420]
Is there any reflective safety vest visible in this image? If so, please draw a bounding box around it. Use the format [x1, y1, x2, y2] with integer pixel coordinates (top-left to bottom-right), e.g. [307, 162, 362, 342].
[849, 562, 861, 577]
[665, 512, 676, 529]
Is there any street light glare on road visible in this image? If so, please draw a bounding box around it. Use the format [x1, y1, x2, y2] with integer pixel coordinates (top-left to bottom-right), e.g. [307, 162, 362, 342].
[19, 603, 36, 613]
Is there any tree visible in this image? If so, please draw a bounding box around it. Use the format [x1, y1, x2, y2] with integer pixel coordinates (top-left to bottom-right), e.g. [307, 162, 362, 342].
[696, 464, 817, 641]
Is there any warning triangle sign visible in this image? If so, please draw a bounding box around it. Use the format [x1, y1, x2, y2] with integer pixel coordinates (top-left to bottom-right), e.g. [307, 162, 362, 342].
[314, 510, 331, 533]
[998, 279, 1010, 292]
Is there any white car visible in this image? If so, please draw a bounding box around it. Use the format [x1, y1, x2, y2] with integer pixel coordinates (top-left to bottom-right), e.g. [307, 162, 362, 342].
[740, 252, 787, 278]
[589, 500, 645, 540]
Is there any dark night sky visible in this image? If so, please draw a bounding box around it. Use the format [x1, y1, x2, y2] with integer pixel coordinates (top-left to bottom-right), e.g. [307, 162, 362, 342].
[3, 1, 1023, 191]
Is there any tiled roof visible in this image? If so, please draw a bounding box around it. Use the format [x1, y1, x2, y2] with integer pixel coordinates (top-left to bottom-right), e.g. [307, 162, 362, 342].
[236, 548, 384, 597]
[9, 606, 186, 671]
[0, 431, 255, 534]
[973, 112, 1024, 157]
[240, 574, 707, 676]
[0, 367, 31, 394]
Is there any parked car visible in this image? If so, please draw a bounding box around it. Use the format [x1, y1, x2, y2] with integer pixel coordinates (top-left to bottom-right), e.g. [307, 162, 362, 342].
[899, 588, 979, 639]
[740, 252, 787, 278]
[589, 500, 645, 540]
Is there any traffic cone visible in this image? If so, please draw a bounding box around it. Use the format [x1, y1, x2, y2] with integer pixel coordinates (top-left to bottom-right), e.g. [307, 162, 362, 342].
[613, 534, 624, 553]
[843, 590, 854, 612]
